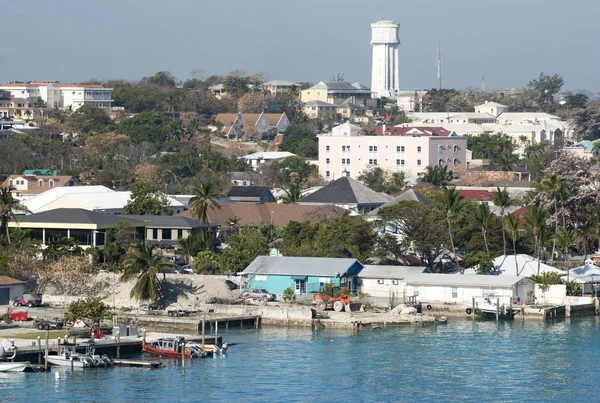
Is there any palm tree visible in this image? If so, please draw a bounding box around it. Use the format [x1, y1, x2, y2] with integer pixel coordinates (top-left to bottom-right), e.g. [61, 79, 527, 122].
[503, 214, 521, 274]
[592, 142, 600, 158]
[228, 215, 241, 228]
[493, 187, 512, 256]
[177, 227, 215, 264]
[418, 165, 456, 187]
[494, 149, 519, 171]
[475, 203, 492, 257]
[0, 186, 27, 244]
[121, 243, 175, 303]
[555, 228, 575, 277]
[189, 183, 221, 225]
[279, 183, 302, 204]
[540, 174, 568, 261]
[439, 187, 463, 265]
[523, 205, 548, 275]
[575, 221, 599, 259]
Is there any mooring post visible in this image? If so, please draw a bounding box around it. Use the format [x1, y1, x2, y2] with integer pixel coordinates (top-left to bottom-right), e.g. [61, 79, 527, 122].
[143, 329, 146, 346]
[215, 321, 219, 347]
[509, 297, 513, 317]
[255, 316, 259, 330]
[181, 342, 185, 366]
[116, 330, 120, 359]
[496, 298, 500, 321]
[201, 317, 205, 347]
[37, 336, 41, 365]
[472, 298, 475, 319]
[44, 330, 49, 370]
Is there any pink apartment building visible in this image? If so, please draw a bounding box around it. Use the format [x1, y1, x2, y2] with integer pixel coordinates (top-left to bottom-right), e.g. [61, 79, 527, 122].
[318, 123, 467, 183]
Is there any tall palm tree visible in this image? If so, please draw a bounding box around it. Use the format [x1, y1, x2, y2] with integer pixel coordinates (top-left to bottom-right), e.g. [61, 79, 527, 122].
[0, 186, 27, 244]
[493, 187, 511, 256]
[494, 149, 519, 171]
[475, 203, 492, 257]
[418, 165, 455, 187]
[555, 228, 575, 279]
[279, 183, 301, 204]
[503, 214, 521, 275]
[177, 227, 215, 264]
[189, 183, 221, 225]
[523, 205, 548, 275]
[438, 187, 463, 265]
[121, 243, 175, 303]
[540, 174, 568, 261]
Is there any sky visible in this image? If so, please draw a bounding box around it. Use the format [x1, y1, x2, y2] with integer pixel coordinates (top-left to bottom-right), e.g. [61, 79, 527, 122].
[2, 0, 599, 92]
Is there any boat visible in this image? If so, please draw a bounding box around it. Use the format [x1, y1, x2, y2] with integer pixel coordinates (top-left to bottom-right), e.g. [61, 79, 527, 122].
[473, 296, 516, 320]
[143, 336, 228, 358]
[46, 342, 114, 368]
[0, 361, 33, 372]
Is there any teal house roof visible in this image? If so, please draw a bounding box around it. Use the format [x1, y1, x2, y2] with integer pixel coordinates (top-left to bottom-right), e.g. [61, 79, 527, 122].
[23, 169, 58, 176]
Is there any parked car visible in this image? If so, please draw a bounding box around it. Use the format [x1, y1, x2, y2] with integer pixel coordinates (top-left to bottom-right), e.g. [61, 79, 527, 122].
[181, 264, 194, 274]
[224, 280, 239, 290]
[242, 289, 276, 301]
[13, 293, 42, 307]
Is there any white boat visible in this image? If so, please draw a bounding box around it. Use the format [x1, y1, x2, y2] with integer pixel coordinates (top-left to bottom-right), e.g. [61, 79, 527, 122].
[473, 296, 516, 319]
[0, 361, 32, 372]
[46, 342, 114, 368]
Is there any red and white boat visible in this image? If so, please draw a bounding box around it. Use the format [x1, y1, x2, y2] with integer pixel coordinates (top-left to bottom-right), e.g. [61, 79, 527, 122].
[143, 336, 228, 358]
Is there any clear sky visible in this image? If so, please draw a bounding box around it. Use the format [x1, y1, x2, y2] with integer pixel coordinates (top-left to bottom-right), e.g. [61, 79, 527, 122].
[2, 0, 598, 92]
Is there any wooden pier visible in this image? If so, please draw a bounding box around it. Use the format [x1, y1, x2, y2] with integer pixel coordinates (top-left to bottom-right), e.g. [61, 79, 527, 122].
[113, 359, 162, 368]
[135, 313, 261, 332]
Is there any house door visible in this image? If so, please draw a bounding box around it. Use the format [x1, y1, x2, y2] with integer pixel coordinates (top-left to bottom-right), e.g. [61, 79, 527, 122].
[0, 288, 9, 305]
[294, 279, 306, 294]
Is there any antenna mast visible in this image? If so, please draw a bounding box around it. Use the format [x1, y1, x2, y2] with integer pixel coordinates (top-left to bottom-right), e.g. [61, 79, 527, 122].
[436, 43, 442, 90]
[482, 75, 485, 91]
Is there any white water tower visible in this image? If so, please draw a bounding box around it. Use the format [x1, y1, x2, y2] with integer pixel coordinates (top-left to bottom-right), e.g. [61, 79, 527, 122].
[370, 20, 400, 99]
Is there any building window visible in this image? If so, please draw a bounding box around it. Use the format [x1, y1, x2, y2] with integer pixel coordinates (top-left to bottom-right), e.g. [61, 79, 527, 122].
[454, 145, 459, 154]
[152, 229, 158, 239]
[177, 229, 183, 239]
[401, 159, 405, 166]
[342, 158, 346, 164]
[345, 171, 351, 177]
[49, 179, 54, 187]
[325, 145, 330, 152]
[439, 159, 444, 166]
[392, 280, 399, 285]
[417, 159, 422, 167]
[439, 145, 444, 154]
[162, 229, 172, 240]
[454, 159, 459, 165]
[38, 179, 44, 187]
[326, 158, 330, 165]
[452, 287, 458, 298]
[326, 171, 330, 178]
[377, 279, 384, 285]
[369, 145, 378, 152]
[369, 159, 378, 165]
[417, 146, 422, 153]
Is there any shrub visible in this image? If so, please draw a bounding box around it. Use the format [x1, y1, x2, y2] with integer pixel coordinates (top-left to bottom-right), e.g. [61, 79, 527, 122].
[282, 287, 296, 303]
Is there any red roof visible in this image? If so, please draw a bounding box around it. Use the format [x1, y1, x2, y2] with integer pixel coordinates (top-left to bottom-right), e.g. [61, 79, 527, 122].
[511, 206, 529, 230]
[405, 255, 424, 266]
[458, 189, 495, 201]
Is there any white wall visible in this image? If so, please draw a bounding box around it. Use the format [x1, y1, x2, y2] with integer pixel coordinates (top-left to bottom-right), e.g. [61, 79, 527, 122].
[360, 278, 406, 306]
[536, 284, 567, 305]
[405, 281, 534, 304]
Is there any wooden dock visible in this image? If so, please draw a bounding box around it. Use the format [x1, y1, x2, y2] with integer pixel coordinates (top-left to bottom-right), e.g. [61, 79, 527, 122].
[135, 313, 261, 332]
[113, 359, 162, 368]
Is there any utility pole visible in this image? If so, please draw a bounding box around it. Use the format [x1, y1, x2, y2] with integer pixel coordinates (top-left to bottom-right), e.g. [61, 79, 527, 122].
[437, 43, 442, 90]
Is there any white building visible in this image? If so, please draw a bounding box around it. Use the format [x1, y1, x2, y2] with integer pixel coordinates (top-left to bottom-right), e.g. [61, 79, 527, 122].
[242, 151, 296, 170]
[371, 20, 400, 99]
[358, 265, 426, 307]
[0, 81, 113, 110]
[318, 123, 467, 183]
[403, 273, 535, 304]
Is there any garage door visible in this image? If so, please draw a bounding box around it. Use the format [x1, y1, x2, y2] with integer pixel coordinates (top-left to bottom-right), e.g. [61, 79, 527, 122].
[0, 288, 9, 305]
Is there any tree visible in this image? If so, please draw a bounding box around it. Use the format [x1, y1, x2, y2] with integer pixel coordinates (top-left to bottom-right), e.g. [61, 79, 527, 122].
[123, 181, 172, 215]
[565, 93, 589, 109]
[572, 101, 600, 140]
[65, 104, 114, 134]
[527, 73, 564, 110]
[555, 228, 575, 271]
[467, 132, 514, 160]
[475, 203, 492, 257]
[177, 227, 215, 264]
[437, 187, 463, 264]
[279, 124, 317, 158]
[279, 183, 302, 204]
[464, 251, 494, 275]
[493, 187, 512, 255]
[145, 71, 177, 87]
[217, 226, 269, 272]
[540, 174, 568, 261]
[493, 149, 519, 171]
[119, 110, 174, 146]
[418, 165, 455, 187]
[523, 205, 548, 275]
[121, 243, 174, 303]
[223, 75, 252, 98]
[64, 297, 112, 324]
[34, 97, 46, 108]
[0, 186, 27, 244]
[189, 183, 221, 225]
[503, 214, 521, 273]
[358, 167, 406, 194]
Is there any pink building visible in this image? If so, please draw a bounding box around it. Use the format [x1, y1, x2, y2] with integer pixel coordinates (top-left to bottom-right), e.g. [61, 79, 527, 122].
[318, 123, 467, 183]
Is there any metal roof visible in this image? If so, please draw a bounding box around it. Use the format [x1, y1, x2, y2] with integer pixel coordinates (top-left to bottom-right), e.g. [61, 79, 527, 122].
[121, 215, 205, 228]
[299, 177, 390, 205]
[403, 273, 528, 287]
[368, 189, 434, 215]
[242, 256, 362, 277]
[11, 208, 144, 227]
[358, 265, 426, 279]
[227, 186, 272, 198]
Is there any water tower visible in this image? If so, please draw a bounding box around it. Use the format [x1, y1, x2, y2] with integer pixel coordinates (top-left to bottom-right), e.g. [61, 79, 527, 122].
[370, 20, 400, 99]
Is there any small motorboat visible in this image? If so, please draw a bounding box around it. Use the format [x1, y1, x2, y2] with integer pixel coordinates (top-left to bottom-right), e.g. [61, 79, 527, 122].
[143, 336, 209, 358]
[0, 361, 33, 372]
[188, 341, 228, 357]
[46, 342, 114, 368]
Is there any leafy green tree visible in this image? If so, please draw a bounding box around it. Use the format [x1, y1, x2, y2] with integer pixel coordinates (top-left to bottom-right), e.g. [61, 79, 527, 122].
[64, 296, 113, 324]
[121, 243, 174, 303]
[189, 183, 221, 225]
[123, 181, 172, 215]
[464, 251, 494, 274]
[554, 228, 575, 270]
[503, 214, 521, 271]
[358, 167, 406, 194]
[523, 205, 548, 275]
[223, 75, 252, 98]
[145, 71, 177, 87]
[119, 110, 175, 146]
[527, 72, 564, 109]
[34, 97, 46, 108]
[493, 149, 519, 171]
[279, 124, 317, 158]
[437, 187, 463, 263]
[177, 227, 215, 264]
[218, 226, 269, 272]
[0, 186, 27, 244]
[65, 104, 115, 134]
[493, 187, 512, 255]
[44, 237, 83, 260]
[565, 93, 589, 109]
[466, 132, 514, 160]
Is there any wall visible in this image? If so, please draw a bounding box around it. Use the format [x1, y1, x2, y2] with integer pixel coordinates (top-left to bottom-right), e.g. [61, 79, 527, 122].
[360, 278, 406, 307]
[0, 284, 25, 302]
[406, 283, 516, 304]
[246, 274, 339, 297]
[535, 284, 566, 305]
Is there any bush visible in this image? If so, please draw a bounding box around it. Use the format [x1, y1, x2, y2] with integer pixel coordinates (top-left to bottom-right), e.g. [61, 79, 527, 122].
[282, 287, 296, 303]
[64, 296, 113, 324]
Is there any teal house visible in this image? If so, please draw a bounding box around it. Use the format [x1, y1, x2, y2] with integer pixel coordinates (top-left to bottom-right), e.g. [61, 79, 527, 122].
[241, 256, 363, 296]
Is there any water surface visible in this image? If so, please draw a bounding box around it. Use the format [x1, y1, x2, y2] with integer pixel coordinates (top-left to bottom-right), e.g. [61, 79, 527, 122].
[1, 317, 597, 402]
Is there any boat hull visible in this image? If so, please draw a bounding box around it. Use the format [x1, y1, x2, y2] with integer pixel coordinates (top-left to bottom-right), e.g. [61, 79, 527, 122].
[142, 344, 191, 359]
[46, 357, 88, 368]
[0, 362, 30, 372]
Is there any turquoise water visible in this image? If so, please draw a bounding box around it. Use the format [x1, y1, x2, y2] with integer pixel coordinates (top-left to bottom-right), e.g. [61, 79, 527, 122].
[1, 317, 599, 402]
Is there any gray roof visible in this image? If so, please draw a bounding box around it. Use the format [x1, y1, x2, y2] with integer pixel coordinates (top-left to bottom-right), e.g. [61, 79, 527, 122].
[227, 186, 272, 198]
[311, 81, 371, 92]
[368, 189, 434, 215]
[403, 273, 528, 287]
[242, 256, 362, 277]
[14, 208, 143, 226]
[230, 171, 253, 181]
[299, 177, 390, 205]
[358, 265, 426, 279]
[121, 215, 206, 228]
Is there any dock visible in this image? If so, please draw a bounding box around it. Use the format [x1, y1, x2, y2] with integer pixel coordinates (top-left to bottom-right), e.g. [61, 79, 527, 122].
[135, 313, 261, 331]
[113, 359, 162, 368]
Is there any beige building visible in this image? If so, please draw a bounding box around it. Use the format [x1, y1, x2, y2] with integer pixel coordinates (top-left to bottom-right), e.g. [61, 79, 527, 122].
[302, 100, 338, 120]
[263, 80, 299, 95]
[300, 81, 373, 106]
[211, 112, 290, 139]
[3, 174, 79, 200]
[318, 123, 467, 183]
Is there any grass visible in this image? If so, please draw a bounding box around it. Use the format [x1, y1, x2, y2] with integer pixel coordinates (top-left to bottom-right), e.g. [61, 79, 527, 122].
[2, 330, 69, 340]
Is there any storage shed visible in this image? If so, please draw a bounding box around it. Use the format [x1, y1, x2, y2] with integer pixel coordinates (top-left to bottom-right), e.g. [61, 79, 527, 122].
[0, 276, 25, 305]
[403, 273, 535, 304]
